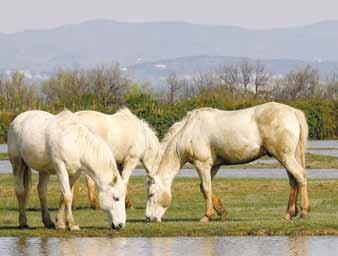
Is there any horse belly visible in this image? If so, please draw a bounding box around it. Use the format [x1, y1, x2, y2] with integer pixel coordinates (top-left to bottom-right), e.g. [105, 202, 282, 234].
[213, 127, 265, 164]
[219, 144, 265, 164]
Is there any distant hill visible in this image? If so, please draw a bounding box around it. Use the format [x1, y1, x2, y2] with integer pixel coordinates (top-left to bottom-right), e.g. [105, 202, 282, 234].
[1, 19, 338, 72]
[127, 55, 338, 85]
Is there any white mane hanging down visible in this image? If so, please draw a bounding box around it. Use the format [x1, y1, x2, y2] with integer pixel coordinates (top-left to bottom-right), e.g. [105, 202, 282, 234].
[55, 110, 116, 173]
[116, 107, 158, 147]
[117, 107, 157, 135]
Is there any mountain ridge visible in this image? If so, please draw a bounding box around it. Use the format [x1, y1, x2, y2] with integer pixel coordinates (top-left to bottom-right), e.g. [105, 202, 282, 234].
[1, 19, 338, 72]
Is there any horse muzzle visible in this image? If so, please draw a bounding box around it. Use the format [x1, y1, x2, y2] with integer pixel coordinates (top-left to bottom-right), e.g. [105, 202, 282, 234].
[111, 223, 124, 230]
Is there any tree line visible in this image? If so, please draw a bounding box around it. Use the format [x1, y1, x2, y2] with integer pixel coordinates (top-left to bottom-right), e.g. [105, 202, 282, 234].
[0, 62, 337, 142]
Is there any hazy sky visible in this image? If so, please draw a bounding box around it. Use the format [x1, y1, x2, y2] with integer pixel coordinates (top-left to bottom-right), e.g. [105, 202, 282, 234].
[1, 0, 338, 33]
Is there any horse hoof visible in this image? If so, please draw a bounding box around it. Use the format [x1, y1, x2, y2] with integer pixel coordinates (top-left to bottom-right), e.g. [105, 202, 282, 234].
[285, 208, 298, 220]
[18, 224, 29, 229]
[300, 211, 308, 219]
[200, 216, 210, 223]
[284, 213, 292, 220]
[126, 202, 133, 209]
[220, 211, 228, 221]
[56, 224, 66, 230]
[69, 224, 81, 231]
[90, 203, 99, 210]
[44, 222, 56, 229]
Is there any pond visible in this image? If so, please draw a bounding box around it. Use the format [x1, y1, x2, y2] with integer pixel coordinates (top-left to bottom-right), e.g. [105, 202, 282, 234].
[1, 165, 338, 179]
[0, 236, 337, 256]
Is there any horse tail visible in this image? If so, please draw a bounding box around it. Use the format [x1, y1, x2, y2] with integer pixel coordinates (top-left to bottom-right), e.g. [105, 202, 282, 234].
[11, 157, 32, 203]
[294, 109, 308, 168]
[22, 161, 32, 195]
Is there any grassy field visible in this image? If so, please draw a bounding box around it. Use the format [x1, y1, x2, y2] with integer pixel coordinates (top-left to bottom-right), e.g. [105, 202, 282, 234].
[0, 152, 337, 169]
[0, 174, 337, 237]
[0, 153, 8, 160]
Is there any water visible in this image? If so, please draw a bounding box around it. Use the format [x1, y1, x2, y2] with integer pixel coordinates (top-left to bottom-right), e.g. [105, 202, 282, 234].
[0, 144, 7, 153]
[1, 140, 337, 155]
[0, 236, 337, 256]
[307, 149, 338, 157]
[1, 165, 338, 179]
[308, 140, 338, 148]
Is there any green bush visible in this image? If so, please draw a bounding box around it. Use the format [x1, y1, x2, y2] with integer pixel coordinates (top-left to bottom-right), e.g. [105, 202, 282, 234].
[0, 97, 336, 143]
[0, 112, 17, 143]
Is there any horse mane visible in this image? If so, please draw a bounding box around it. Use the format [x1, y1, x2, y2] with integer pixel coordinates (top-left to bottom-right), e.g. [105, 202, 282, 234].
[161, 118, 187, 149]
[161, 108, 217, 149]
[116, 107, 158, 143]
[56, 110, 118, 176]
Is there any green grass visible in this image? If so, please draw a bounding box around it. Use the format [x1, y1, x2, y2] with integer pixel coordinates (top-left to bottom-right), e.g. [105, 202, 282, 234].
[0, 153, 8, 160]
[0, 174, 337, 237]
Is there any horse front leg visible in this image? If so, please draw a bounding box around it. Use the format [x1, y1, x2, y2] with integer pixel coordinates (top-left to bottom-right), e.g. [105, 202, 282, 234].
[210, 165, 227, 221]
[195, 161, 217, 223]
[38, 172, 55, 228]
[55, 164, 80, 231]
[120, 157, 139, 209]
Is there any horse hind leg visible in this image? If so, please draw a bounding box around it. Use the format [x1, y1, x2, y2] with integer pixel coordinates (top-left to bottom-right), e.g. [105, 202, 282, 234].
[38, 172, 55, 228]
[85, 175, 99, 209]
[278, 153, 310, 219]
[285, 172, 299, 220]
[12, 158, 32, 229]
[120, 157, 140, 209]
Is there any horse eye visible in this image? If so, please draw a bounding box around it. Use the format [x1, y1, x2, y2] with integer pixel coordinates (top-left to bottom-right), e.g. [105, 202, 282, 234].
[149, 193, 154, 198]
[113, 196, 120, 202]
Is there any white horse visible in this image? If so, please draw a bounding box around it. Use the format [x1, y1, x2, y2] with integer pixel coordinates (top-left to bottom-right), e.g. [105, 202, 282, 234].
[145, 102, 310, 223]
[7, 110, 126, 230]
[70, 108, 160, 209]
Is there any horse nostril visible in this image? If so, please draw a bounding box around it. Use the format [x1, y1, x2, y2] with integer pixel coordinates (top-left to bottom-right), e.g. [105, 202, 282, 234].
[118, 223, 123, 229]
[111, 223, 121, 230]
[145, 217, 151, 223]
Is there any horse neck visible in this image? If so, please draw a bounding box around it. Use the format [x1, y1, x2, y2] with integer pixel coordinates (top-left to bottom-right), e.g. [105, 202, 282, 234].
[141, 128, 160, 174]
[157, 140, 184, 188]
[80, 146, 119, 190]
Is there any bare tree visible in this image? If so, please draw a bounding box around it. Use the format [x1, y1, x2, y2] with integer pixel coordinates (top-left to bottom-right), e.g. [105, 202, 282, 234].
[325, 72, 338, 99]
[192, 71, 218, 92]
[240, 61, 253, 92]
[0, 71, 39, 111]
[42, 68, 91, 108]
[285, 65, 319, 99]
[254, 60, 269, 95]
[89, 64, 130, 107]
[218, 64, 239, 93]
[166, 73, 182, 104]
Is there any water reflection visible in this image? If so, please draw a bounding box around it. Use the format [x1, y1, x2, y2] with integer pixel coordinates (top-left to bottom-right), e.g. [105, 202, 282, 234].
[0, 236, 337, 256]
